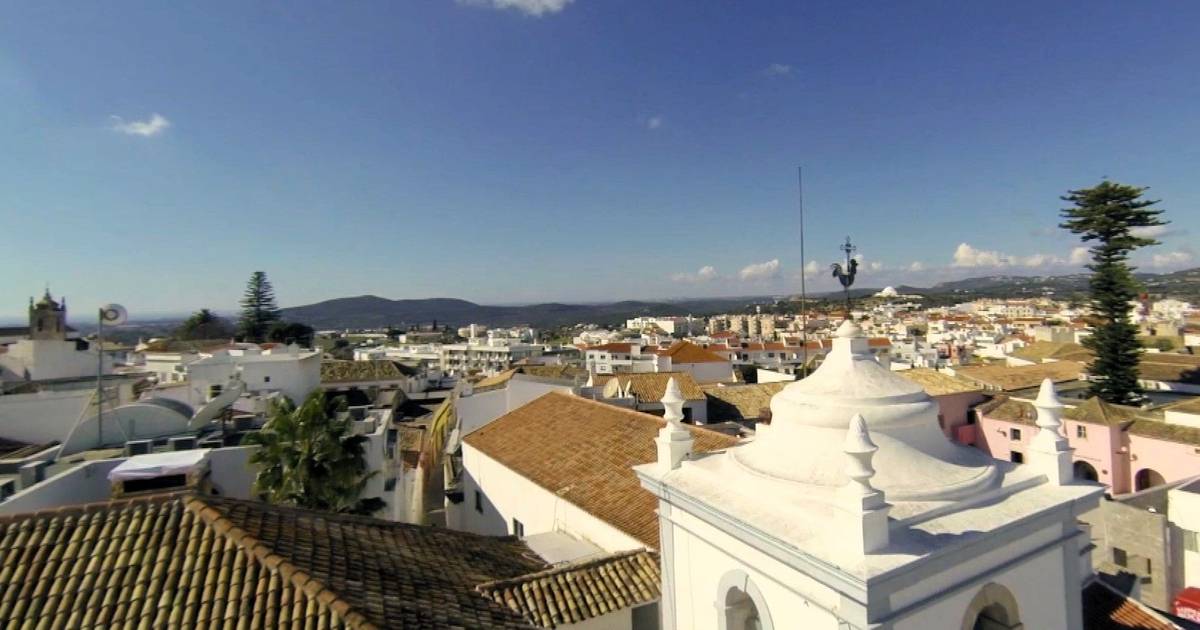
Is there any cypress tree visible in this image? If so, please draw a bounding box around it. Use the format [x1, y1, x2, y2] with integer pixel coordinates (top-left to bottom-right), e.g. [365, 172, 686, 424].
[238, 271, 282, 342]
[1059, 181, 1166, 405]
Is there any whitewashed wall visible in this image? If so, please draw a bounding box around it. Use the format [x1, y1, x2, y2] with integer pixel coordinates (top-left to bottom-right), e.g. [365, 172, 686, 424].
[460, 443, 645, 553]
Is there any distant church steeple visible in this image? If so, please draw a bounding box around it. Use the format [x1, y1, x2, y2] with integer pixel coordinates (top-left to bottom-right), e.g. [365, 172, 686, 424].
[29, 288, 67, 341]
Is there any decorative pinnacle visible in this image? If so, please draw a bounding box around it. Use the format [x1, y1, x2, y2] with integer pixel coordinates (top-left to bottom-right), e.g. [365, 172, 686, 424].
[1034, 378, 1064, 410]
[843, 414, 881, 501]
[661, 377, 686, 427]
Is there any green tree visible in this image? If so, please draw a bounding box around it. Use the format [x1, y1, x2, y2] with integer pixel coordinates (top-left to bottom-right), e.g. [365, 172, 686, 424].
[245, 390, 385, 515]
[1060, 181, 1166, 405]
[238, 271, 281, 342]
[176, 308, 234, 340]
[267, 321, 315, 347]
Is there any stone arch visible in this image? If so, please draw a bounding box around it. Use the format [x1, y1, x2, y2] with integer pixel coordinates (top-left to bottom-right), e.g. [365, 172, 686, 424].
[961, 582, 1023, 630]
[1073, 460, 1099, 482]
[1135, 468, 1166, 492]
[717, 569, 774, 630]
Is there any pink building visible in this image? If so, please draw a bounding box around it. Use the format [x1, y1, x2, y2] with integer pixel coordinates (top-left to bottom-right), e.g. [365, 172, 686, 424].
[974, 395, 1200, 495]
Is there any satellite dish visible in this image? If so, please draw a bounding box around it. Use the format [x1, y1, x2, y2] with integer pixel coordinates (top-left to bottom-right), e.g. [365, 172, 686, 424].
[100, 303, 127, 326]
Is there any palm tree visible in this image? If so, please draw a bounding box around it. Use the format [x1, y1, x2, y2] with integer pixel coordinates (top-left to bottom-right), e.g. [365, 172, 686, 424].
[245, 390, 384, 515]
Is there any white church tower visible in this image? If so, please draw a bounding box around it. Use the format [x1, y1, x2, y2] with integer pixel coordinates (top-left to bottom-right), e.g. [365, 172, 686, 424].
[635, 320, 1102, 629]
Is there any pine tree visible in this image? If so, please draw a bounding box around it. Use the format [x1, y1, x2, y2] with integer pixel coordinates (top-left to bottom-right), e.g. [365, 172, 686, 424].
[1059, 181, 1166, 405]
[238, 271, 281, 342]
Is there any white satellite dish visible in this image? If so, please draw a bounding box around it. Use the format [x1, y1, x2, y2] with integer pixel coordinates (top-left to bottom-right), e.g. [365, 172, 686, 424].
[100, 303, 127, 326]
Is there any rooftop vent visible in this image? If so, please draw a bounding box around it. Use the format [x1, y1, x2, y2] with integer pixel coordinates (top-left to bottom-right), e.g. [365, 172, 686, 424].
[0, 479, 14, 501]
[170, 436, 197, 451]
[124, 440, 153, 456]
[18, 460, 47, 490]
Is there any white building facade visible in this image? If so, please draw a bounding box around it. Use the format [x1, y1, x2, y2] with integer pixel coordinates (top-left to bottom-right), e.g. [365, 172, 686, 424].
[636, 321, 1103, 629]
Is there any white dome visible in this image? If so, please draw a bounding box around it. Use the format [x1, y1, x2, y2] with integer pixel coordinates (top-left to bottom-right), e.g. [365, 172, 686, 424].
[731, 320, 998, 501]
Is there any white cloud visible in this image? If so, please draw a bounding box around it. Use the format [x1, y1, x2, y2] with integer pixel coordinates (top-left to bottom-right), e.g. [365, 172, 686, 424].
[109, 113, 170, 137]
[802, 260, 820, 277]
[670, 265, 718, 283]
[1069, 247, 1090, 265]
[908, 261, 926, 272]
[1131, 225, 1173, 239]
[1020, 253, 1064, 268]
[739, 259, 781, 281]
[645, 116, 663, 130]
[867, 261, 884, 272]
[1152, 251, 1194, 268]
[763, 63, 791, 76]
[952, 243, 1008, 268]
[458, 0, 574, 16]
[952, 243, 1070, 269]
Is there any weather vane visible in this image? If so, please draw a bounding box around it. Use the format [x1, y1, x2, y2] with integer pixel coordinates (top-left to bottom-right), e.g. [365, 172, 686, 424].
[830, 236, 858, 314]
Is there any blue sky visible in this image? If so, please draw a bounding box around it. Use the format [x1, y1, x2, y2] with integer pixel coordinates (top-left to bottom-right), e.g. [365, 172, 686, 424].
[2, 1, 1198, 319]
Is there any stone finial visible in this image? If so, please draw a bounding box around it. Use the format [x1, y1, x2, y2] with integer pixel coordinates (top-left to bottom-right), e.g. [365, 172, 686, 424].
[840, 414, 890, 554]
[1030, 378, 1073, 485]
[585, 373, 594, 388]
[655, 377, 693, 473]
[835, 319, 863, 339]
[661, 376, 686, 426]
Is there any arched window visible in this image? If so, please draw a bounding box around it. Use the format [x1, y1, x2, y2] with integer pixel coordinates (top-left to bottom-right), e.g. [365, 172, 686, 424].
[1074, 461, 1099, 482]
[717, 570, 773, 630]
[1135, 468, 1165, 492]
[961, 583, 1021, 630]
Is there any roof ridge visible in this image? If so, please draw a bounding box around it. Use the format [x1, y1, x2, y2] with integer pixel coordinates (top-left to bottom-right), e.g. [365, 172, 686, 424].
[475, 548, 656, 591]
[184, 495, 381, 630]
[0, 489, 190, 525]
[543, 391, 739, 442]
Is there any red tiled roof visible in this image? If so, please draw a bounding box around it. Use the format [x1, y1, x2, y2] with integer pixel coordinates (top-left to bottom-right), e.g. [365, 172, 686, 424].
[662, 341, 728, 364]
[463, 392, 738, 548]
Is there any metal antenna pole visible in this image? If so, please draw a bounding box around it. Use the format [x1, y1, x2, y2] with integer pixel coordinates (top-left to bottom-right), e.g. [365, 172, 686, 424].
[798, 167, 809, 378]
[96, 308, 103, 448]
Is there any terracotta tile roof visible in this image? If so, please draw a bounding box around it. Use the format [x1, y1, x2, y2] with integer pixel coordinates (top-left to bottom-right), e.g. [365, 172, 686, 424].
[955, 360, 1084, 392]
[1169, 397, 1200, 415]
[1138, 353, 1200, 385]
[1082, 577, 1180, 629]
[0, 493, 549, 629]
[463, 392, 739, 548]
[477, 550, 660, 628]
[700, 383, 786, 421]
[661, 341, 728, 364]
[321, 359, 416, 383]
[896, 368, 983, 396]
[1009, 341, 1095, 364]
[476, 368, 520, 390]
[1064, 398, 1141, 427]
[593, 372, 705, 402]
[975, 395, 1037, 425]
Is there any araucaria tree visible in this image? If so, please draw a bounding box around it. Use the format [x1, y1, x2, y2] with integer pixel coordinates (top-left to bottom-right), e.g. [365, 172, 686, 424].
[238, 271, 281, 342]
[1060, 181, 1166, 405]
[245, 390, 384, 515]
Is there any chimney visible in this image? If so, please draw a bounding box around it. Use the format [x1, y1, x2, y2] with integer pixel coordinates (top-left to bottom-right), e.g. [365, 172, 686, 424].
[654, 377, 693, 473]
[840, 414, 891, 554]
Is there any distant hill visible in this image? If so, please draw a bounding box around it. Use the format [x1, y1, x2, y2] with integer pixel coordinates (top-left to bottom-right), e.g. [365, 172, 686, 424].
[281, 268, 1200, 330]
[280, 295, 774, 329]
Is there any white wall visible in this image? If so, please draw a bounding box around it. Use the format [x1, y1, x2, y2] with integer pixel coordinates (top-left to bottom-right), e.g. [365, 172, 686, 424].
[188, 353, 321, 405]
[674, 362, 734, 384]
[456, 378, 573, 436]
[663, 504, 1076, 630]
[756, 369, 795, 384]
[0, 339, 111, 381]
[1170, 487, 1200, 588]
[0, 388, 95, 444]
[459, 443, 645, 553]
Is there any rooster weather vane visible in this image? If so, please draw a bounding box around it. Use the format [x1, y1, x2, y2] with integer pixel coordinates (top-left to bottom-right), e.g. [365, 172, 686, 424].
[830, 236, 858, 313]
